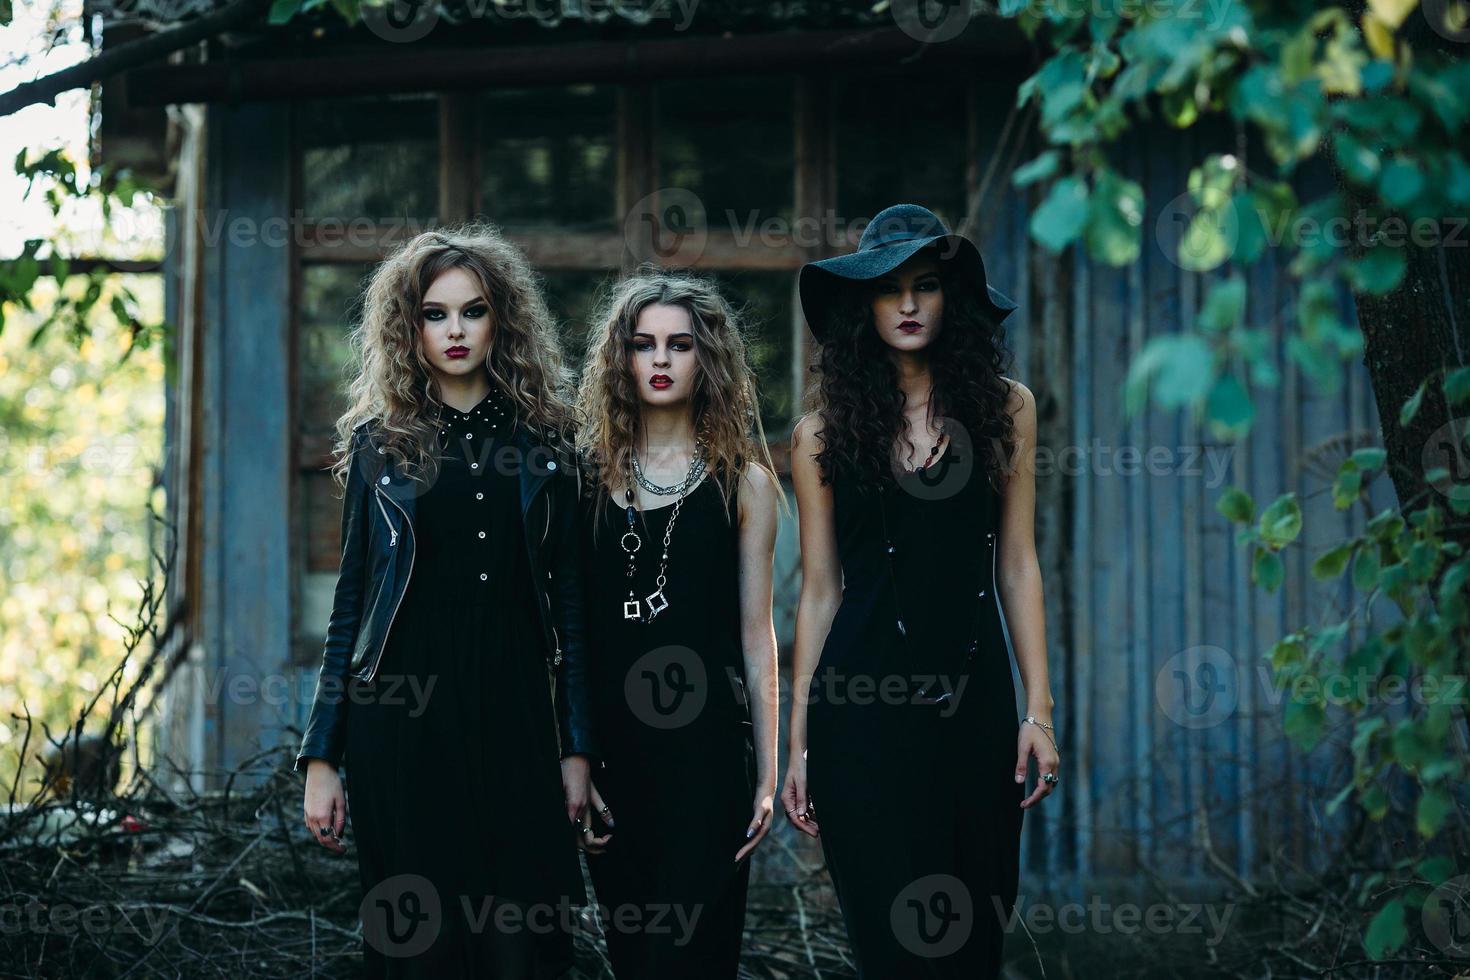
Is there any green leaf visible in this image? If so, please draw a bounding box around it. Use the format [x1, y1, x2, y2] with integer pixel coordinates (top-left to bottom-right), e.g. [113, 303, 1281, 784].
[1230, 191, 1268, 264]
[1206, 373, 1254, 434]
[1353, 546, 1381, 591]
[1369, 0, 1417, 30]
[1363, 899, 1407, 959]
[1417, 785, 1453, 838]
[1333, 131, 1381, 185]
[1445, 366, 1470, 406]
[268, 0, 303, 24]
[1362, 783, 1390, 820]
[1031, 176, 1089, 253]
[1312, 542, 1354, 580]
[1351, 447, 1387, 470]
[1254, 547, 1285, 591]
[1284, 698, 1326, 750]
[1399, 379, 1426, 427]
[1013, 151, 1060, 188]
[1177, 205, 1235, 272]
[1216, 486, 1255, 524]
[1417, 856, 1456, 886]
[1153, 335, 1214, 408]
[1259, 492, 1303, 547]
[1334, 462, 1363, 510]
[1379, 160, 1425, 208]
[1084, 170, 1143, 266]
[1346, 245, 1406, 294]
[1198, 276, 1247, 333]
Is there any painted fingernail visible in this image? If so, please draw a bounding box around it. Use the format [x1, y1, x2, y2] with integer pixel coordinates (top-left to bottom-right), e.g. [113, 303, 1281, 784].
[746, 828, 754, 838]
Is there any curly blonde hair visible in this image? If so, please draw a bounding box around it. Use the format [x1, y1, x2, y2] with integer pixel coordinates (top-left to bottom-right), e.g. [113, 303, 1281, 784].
[576, 266, 780, 519]
[330, 223, 575, 488]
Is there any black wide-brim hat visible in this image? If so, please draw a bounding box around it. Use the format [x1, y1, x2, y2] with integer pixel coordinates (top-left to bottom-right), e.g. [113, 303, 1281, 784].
[799, 203, 1018, 340]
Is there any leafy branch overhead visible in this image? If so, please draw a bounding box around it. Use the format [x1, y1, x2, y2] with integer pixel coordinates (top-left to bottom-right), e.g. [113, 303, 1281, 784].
[1011, 0, 1469, 964]
[1012, 0, 1469, 437]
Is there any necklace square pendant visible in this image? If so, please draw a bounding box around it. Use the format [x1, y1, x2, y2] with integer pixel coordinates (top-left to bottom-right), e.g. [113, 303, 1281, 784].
[644, 589, 669, 619]
[623, 599, 643, 621]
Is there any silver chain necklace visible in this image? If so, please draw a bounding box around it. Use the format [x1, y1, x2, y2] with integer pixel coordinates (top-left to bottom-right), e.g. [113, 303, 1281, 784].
[620, 446, 704, 622]
[632, 445, 707, 495]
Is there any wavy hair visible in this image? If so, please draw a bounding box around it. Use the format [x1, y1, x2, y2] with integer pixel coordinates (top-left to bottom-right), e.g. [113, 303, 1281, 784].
[805, 247, 1018, 491]
[576, 266, 782, 522]
[329, 223, 575, 489]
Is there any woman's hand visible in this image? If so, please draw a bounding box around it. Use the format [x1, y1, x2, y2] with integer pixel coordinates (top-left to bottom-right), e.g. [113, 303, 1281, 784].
[582, 778, 614, 855]
[734, 782, 776, 863]
[303, 758, 347, 854]
[562, 754, 612, 853]
[1016, 718, 1060, 809]
[779, 753, 820, 837]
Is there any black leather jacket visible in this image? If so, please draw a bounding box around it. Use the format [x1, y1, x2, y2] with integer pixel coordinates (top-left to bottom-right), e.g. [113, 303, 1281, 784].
[294, 418, 596, 773]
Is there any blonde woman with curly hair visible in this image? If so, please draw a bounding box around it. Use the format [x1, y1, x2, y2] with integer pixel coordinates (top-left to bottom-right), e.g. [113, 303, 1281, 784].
[574, 268, 782, 977]
[296, 224, 597, 978]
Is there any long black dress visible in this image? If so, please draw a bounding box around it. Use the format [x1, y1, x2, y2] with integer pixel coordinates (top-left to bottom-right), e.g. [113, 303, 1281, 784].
[805, 438, 1024, 978]
[343, 388, 584, 979]
[580, 473, 756, 978]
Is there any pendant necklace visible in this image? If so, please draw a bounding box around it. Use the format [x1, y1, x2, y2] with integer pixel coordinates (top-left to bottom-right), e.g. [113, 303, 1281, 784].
[619, 443, 706, 622]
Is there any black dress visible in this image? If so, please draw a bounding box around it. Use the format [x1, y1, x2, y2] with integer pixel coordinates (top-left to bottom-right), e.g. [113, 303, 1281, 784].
[580, 473, 756, 978]
[343, 388, 584, 979]
[805, 439, 1024, 978]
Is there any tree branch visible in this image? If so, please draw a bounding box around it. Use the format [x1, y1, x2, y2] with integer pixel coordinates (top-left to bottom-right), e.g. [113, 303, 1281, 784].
[0, 0, 271, 120]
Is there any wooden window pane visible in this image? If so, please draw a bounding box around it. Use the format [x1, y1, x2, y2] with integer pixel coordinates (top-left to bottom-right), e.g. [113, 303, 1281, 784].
[297, 264, 369, 578]
[299, 94, 439, 222]
[480, 85, 619, 231]
[657, 77, 795, 228]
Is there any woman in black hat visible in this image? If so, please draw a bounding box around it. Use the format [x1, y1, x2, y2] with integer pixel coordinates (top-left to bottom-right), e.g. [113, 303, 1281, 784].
[779, 204, 1060, 978]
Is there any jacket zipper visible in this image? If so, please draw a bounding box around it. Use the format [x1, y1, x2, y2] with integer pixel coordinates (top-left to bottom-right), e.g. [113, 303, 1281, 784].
[373, 489, 398, 547]
[363, 485, 413, 684]
[534, 491, 562, 755]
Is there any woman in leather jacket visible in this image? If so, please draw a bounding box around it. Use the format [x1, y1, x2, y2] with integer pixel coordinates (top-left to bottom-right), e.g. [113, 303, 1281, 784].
[297, 225, 596, 978]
